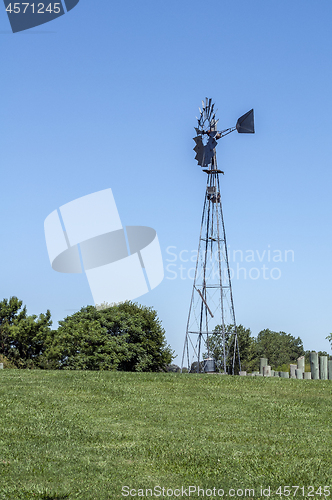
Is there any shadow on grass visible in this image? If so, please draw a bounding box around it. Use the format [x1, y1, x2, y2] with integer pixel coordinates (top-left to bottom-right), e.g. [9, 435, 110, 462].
[10, 492, 70, 500]
[40, 495, 70, 500]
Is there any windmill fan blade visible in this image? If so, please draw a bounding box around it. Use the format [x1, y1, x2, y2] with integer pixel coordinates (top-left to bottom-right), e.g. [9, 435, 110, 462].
[193, 136, 203, 146]
[195, 152, 204, 167]
[236, 109, 255, 134]
[211, 118, 219, 130]
[193, 136, 204, 166]
[193, 135, 217, 168]
[204, 136, 217, 165]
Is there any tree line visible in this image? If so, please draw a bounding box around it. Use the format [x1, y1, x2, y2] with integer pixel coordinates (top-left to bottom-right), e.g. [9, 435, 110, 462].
[204, 325, 332, 374]
[1, 296, 331, 373]
[0, 297, 174, 371]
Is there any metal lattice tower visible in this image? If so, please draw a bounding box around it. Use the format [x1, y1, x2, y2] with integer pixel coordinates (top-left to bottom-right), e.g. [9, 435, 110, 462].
[181, 98, 254, 374]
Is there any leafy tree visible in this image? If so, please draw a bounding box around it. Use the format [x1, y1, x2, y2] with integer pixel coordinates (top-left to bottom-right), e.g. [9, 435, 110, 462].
[204, 324, 254, 374]
[205, 325, 305, 373]
[254, 329, 304, 370]
[0, 354, 17, 369]
[305, 347, 331, 362]
[326, 334, 332, 359]
[45, 302, 174, 371]
[0, 297, 52, 368]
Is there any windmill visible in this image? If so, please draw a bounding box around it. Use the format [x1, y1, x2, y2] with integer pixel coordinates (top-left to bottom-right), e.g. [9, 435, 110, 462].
[181, 98, 254, 374]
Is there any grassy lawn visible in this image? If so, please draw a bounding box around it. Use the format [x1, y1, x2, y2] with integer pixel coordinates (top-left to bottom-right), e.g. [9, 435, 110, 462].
[0, 372, 331, 500]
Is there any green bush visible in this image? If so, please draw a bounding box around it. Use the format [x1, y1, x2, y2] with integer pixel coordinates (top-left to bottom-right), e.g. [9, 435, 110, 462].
[45, 302, 174, 371]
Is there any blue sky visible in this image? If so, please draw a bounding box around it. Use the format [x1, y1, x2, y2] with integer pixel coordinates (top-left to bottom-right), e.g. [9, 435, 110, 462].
[1, 0, 332, 362]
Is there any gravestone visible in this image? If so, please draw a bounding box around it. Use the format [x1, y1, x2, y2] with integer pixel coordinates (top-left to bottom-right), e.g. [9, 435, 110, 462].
[304, 372, 312, 380]
[0, 363, 3, 369]
[295, 369, 303, 379]
[328, 360, 332, 381]
[239, 371, 247, 376]
[319, 356, 328, 380]
[310, 352, 319, 380]
[263, 365, 271, 377]
[290, 364, 297, 379]
[297, 355, 305, 372]
[280, 371, 289, 378]
[260, 358, 268, 375]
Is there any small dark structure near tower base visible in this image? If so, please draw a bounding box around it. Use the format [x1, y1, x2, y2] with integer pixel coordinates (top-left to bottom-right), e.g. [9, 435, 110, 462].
[181, 99, 254, 374]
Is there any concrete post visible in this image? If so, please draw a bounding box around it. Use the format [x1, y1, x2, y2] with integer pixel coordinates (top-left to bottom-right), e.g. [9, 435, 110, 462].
[328, 360, 332, 381]
[297, 356, 305, 372]
[290, 364, 297, 379]
[310, 352, 319, 380]
[319, 356, 328, 380]
[260, 358, 268, 375]
[263, 365, 271, 377]
[280, 371, 289, 378]
[295, 369, 303, 379]
[304, 372, 312, 380]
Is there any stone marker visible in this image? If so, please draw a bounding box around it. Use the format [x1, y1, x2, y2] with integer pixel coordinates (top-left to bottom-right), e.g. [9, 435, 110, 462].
[295, 368, 303, 379]
[297, 355, 305, 372]
[328, 360, 332, 381]
[0, 363, 3, 369]
[260, 358, 268, 375]
[263, 365, 271, 377]
[239, 371, 247, 376]
[304, 372, 312, 380]
[290, 364, 297, 379]
[310, 352, 319, 380]
[319, 356, 328, 380]
[274, 371, 280, 377]
[280, 371, 289, 378]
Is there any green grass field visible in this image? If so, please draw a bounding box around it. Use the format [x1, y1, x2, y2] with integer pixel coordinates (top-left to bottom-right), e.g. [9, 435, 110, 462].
[0, 372, 331, 500]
